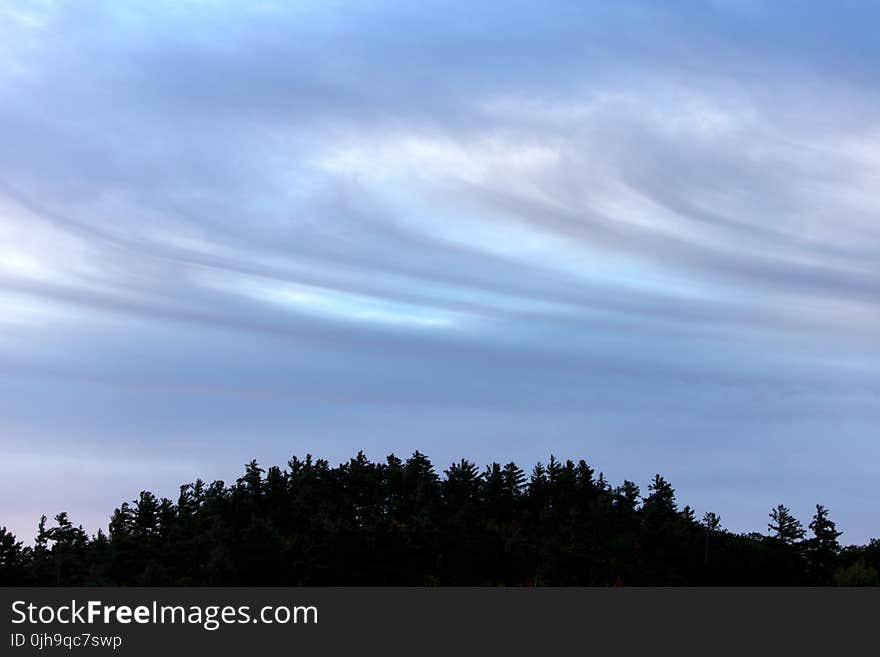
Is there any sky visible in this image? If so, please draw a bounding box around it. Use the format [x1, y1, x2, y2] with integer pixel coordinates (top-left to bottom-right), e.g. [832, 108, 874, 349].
[0, 0, 878, 544]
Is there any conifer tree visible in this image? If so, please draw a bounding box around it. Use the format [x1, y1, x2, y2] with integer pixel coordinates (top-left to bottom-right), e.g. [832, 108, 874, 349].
[643, 475, 677, 516]
[768, 505, 805, 545]
[702, 512, 721, 565]
[0, 527, 25, 585]
[806, 505, 842, 584]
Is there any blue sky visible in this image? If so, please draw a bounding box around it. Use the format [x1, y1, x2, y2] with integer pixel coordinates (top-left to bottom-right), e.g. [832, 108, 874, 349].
[0, 1, 878, 543]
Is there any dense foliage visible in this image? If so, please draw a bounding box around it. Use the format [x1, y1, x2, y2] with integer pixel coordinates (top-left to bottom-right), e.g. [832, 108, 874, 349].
[1, 452, 877, 586]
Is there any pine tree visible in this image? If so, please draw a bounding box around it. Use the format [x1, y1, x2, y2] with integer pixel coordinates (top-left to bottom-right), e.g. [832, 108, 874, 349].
[643, 475, 677, 516]
[806, 505, 842, 584]
[238, 460, 265, 495]
[502, 462, 526, 497]
[702, 512, 721, 565]
[134, 492, 160, 538]
[703, 512, 721, 532]
[809, 505, 842, 552]
[45, 513, 89, 585]
[0, 526, 26, 585]
[614, 481, 640, 512]
[768, 504, 805, 545]
[35, 515, 48, 551]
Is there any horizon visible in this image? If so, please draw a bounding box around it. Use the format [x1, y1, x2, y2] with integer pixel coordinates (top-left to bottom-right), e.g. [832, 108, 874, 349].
[4, 449, 873, 549]
[1, 1, 878, 545]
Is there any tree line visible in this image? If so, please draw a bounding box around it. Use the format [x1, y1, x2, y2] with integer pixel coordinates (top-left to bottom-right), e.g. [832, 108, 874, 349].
[1, 451, 878, 585]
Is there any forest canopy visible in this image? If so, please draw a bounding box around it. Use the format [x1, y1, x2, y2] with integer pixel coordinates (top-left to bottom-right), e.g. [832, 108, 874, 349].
[1, 451, 877, 586]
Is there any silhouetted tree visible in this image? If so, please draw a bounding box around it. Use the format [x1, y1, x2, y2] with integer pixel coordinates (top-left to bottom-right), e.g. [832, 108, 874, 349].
[768, 505, 805, 546]
[44, 512, 89, 585]
[703, 512, 721, 565]
[0, 526, 26, 585]
[806, 505, 842, 584]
